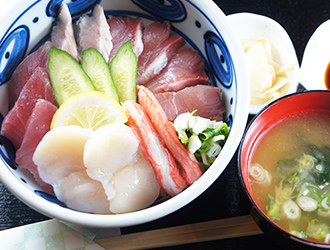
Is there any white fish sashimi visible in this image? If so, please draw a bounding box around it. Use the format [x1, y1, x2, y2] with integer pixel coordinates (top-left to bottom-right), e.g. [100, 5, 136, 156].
[33, 126, 92, 186]
[76, 4, 112, 61]
[51, 4, 79, 61]
[55, 170, 110, 214]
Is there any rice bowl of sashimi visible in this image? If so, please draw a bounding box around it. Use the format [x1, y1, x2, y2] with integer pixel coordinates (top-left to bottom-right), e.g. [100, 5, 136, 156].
[0, 0, 250, 227]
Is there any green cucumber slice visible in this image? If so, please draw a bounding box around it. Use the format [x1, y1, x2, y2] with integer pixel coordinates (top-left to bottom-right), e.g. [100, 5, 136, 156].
[109, 39, 137, 103]
[81, 47, 119, 103]
[48, 46, 95, 106]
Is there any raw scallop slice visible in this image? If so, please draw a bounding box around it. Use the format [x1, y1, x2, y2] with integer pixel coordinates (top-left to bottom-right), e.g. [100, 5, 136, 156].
[16, 99, 57, 191]
[54, 170, 110, 214]
[144, 48, 209, 93]
[107, 16, 143, 62]
[84, 123, 140, 199]
[1, 67, 57, 149]
[84, 123, 160, 213]
[33, 126, 93, 186]
[155, 85, 225, 122]
[51, 3, 79, 61]
[109, 154, 160, 214]
[7, 41, 53, 107]
[136, 22, 185, 85]
[76, 4, 112, 61]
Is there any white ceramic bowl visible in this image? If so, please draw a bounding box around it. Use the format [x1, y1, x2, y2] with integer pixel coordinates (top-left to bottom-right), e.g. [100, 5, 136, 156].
[227, 13, 299, 114]
[299, 19, 330, 91]
[0, 0, 250, 228]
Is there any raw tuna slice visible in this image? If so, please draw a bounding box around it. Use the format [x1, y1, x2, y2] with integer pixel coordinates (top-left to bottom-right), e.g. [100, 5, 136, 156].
[155, 85, 225, 122]
[0, 105, 22, 149]
[76, 4, 112, 61]
[51, 3, 79, 61]
[16, 99, 57, 192]
[1, 67, 57, 149]
[144, 48, 209, 93]
[7, 41, 53, 108]
[107, 16, 143, 62]
[136, 22, 185, 85]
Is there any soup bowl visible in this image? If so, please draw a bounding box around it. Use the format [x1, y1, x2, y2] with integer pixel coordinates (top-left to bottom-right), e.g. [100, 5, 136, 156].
[0, 0, 250, 227]
[239, 90, 330, 249]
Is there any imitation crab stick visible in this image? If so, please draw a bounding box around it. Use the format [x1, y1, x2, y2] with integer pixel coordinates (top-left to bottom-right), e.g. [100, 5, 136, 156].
[137, 85, 203, 185]
[123, 100, 187, 196]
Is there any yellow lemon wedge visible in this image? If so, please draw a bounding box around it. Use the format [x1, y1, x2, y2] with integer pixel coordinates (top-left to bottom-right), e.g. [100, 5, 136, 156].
[51, 91, 127, 130]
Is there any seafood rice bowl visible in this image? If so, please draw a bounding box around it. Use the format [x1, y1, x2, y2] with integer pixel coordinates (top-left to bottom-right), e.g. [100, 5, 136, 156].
[0, 0, 250, 227]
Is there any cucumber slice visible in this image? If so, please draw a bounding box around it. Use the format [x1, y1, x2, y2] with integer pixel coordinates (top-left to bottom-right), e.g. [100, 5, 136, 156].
[81, 47, 119, 103]
[109, 39, 137, 103]
[48, 46, 95, 106]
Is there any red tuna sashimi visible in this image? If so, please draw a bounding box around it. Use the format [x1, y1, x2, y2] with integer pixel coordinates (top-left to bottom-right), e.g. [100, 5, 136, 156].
[155, 85, 225, 122]
[144, 48, 209, 93]
[76, 4, 112, 61]
[136, 22, 185, 85]
[1, 67, 57, 149]
[51, 3, 78, 61]
[7, 41, 53, 108]
[16, 99, 57, 192]
[107, 16, 143, 62]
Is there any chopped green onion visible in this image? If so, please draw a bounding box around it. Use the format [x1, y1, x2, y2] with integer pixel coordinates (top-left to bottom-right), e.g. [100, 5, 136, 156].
[317, 208, 330, 217]
[173, 111, 229, 166]
[199, 141, 210, 153]
[266, 194, 281, 218]
[283, 200, 301, 221]
[290, 230, 307, 239]
[321, 196, 330, 209]
[296, 196, 318, 212]
[187, 135, 201, 154]
[249, 164, 272, 184]
[298, 153, 316, 172]
[306, 219, 329, 240]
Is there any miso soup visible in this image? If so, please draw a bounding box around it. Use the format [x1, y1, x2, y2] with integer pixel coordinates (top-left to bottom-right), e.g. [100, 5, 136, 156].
[250, 110, 330, 243]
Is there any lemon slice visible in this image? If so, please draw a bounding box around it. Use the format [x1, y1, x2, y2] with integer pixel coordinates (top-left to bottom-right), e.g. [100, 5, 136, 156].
[51, 91, 127, 130]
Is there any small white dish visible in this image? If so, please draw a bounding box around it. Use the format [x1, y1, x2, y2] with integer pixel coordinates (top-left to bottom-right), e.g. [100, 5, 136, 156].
[299, 19, 330, 90]
[227, 12, 299, 114]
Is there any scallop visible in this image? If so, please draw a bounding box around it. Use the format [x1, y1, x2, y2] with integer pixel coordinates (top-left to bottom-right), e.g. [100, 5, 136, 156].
[299, 19, 330, 90]
[227, 13, 299, 114]
[83, 123, 161, 213]
[109, 150, 161, 214]
[55, 170, 110, 214]
[33, 125, 93, 185]
[83, 123, 140, 183]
